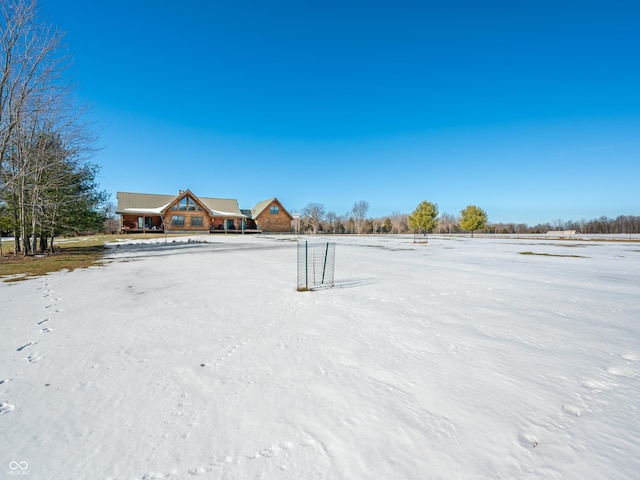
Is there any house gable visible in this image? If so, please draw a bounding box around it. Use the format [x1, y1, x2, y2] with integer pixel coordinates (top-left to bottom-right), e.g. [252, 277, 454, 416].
[165, 190, 209, 214]
[163, 190, 219, 230]
[251, 198, 293, 233]
[251, 197, 293, 220]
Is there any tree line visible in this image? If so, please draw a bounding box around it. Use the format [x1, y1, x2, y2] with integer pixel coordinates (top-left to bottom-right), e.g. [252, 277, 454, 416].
[0, 0, 106, 256]
[490, 215, 640, 235]
[296, 200, 639, 236]
[296, 201, 489, 236]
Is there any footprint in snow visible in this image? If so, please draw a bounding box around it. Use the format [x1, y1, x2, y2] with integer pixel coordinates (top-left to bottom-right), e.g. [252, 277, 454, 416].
[248, 441, 294, 460]
[606, 366, 636, 378]
[17, 341, 37, 352]
[40, 327, 53, 333]
[142, 472, 170, 479]
[207, 340, 251, 366]
[187, 466, 207, 475]
[518, 433, 539, 448]
[562, 404, 582, 417]
[26, 353, 42, 363]
[209, 455, 234, 468]
[0, 401, 15, 414]
[580, 379, 611, 391]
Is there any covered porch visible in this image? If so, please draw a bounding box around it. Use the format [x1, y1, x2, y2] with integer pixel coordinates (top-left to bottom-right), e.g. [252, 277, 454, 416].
[209, 227, 263, 234]
[121, 213, 165, 233]
[208, 209, 249, 233]
[120, 211, 254, 234]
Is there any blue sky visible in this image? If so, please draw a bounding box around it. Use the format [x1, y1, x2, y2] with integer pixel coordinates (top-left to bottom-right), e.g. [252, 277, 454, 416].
[40, 0, 639, 224]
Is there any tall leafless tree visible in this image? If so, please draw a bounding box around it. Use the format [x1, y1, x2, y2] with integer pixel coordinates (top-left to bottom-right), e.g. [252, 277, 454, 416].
[302, 202, 325, 234]
[1, 0, 98, 256]
[389, 211, 409, 234]
[325, 211, 337, 234]
[437, 212, 459, 234]
[351, 200, 369, 235]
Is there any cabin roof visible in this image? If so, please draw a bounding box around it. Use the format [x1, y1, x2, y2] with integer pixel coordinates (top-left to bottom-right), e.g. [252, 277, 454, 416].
[116, 191, 245, 217]
[251, 197, 293, 219]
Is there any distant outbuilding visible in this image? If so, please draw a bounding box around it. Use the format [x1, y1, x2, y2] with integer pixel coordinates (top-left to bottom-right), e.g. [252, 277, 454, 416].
[546, 230, 577, 237]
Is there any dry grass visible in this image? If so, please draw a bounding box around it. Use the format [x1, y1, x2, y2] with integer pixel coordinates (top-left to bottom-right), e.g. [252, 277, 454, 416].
[519, 251, 586, 258]
[0, 233, 169, 282]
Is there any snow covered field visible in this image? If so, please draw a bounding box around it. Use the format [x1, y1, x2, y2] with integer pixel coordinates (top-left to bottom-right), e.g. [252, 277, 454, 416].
[1, 234, 639, 479]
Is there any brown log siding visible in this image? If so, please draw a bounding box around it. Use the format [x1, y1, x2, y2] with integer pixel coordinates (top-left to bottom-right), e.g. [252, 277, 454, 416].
[255, 200, 292, 232]
[164, 211, 212, 231]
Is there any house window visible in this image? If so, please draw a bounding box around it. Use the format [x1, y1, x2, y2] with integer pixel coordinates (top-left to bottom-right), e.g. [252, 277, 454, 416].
[171, 215, 185, 226]
[191, 216, 203, 226]
[270, 206, 279, 214]
[172, 195, 203, 212]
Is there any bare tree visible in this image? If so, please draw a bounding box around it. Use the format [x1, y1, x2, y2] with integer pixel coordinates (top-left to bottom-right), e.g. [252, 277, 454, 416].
[103, 201, 119, 234]
[302, 202, 325, 234]
[1, 0, 66, 181]
[390, 211, 409, 234]
[1, 0, 65, 254]
[1, 0, 99, 256]
[345, 215, 355, 234]
[325, 211, 337, 234]
[437, 212, 459, 234]
[351, 200, 369, 234]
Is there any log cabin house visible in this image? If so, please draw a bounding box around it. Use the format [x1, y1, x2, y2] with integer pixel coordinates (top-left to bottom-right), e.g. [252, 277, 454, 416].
[116, 190, 293, 234]
[246, 198, 294, 233]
